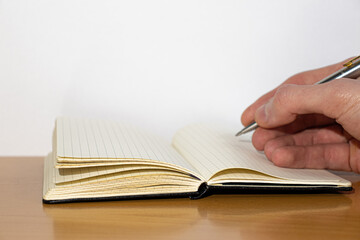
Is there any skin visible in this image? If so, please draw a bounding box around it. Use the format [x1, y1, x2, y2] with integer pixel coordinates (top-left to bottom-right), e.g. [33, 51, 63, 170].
[241, 59, 360, 173]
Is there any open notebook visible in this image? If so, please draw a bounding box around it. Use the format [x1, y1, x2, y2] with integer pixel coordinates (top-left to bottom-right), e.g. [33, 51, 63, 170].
[43, 117, 352, 203]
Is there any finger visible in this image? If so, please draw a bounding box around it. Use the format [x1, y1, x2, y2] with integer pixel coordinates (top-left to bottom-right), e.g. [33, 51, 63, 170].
[349, 139, 360, 173]
[270, 143, 351, 172]
[241, 59, 349, 126]
[241, 89, 277, 126]
[263, 125, 350, 160]
[252, 114, 334, 151]
[254, 79, 360, 139]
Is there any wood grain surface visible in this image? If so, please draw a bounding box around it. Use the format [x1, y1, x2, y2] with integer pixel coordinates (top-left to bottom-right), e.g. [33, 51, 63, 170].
[1, 157, 359, 240]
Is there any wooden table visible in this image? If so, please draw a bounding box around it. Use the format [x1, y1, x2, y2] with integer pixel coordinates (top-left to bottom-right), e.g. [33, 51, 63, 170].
[1, 157, 360, 240]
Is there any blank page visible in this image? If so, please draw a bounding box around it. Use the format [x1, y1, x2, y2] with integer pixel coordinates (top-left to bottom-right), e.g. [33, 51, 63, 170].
[55, 163, 200, 184]
[55, 117, 200, 177]
[171, 123, 350, 185]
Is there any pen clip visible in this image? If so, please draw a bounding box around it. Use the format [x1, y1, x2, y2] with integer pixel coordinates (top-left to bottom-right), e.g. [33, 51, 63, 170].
[343, 55, 360, 67]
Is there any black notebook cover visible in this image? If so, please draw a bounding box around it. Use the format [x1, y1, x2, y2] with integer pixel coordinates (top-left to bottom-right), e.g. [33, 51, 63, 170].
[43, 182, 352, 204]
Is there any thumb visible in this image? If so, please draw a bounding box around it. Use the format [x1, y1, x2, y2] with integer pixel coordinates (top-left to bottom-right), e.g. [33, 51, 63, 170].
[254, 79, 360, 139]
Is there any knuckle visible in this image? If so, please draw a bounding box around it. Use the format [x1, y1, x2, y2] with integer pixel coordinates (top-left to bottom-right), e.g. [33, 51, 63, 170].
[273, 84, 295, 108]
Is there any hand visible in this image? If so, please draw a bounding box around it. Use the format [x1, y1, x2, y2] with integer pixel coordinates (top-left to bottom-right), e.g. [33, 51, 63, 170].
[241, 59, 360, 173]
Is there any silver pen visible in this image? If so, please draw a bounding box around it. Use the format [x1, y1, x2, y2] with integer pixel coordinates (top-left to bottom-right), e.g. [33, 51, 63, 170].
[236, 55, 360, 136]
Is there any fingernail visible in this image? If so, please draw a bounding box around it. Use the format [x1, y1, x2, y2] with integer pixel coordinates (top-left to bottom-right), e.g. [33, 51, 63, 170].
[256, 103, 270, 124]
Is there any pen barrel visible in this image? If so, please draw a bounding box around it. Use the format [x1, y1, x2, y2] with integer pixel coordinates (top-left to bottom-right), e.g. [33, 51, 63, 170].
[316, 59, 360, 85]
[345, 65, 360, 79]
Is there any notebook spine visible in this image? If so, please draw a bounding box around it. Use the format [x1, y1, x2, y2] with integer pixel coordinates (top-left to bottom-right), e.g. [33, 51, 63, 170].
[190, 182, 209, 200]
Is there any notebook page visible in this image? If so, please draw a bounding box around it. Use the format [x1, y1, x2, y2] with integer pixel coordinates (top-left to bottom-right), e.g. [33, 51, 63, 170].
[44, 152, 200, 200]
[172, 123, 349, 184]
[56, 117, 201, 178]
[55, 163, 200, 184]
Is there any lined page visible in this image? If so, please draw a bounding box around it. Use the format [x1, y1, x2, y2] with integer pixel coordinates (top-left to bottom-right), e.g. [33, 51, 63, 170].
[172, 123, 349, 184]
[56, 117, 200, 177]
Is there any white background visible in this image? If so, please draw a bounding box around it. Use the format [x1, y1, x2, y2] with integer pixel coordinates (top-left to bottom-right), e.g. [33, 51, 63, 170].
[1, 0, 359, 156]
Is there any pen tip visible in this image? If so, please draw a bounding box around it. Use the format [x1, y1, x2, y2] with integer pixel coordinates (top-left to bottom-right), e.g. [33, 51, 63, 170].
[235, 122, 258, 137]
[235, 130, 244, 137]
